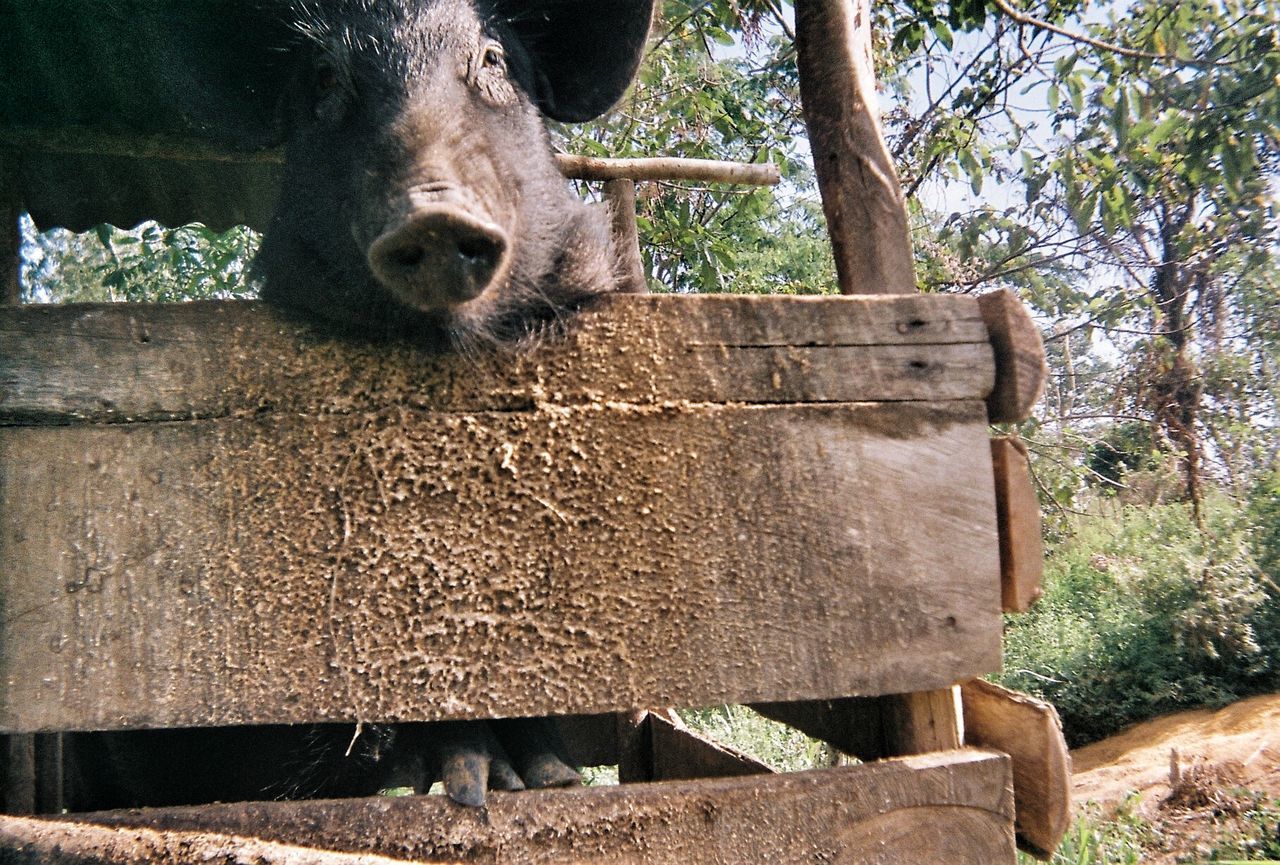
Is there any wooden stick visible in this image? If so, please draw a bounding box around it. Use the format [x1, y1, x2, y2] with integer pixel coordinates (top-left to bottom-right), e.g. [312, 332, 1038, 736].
[0, 127, 779, 187]
[794, 0, 915, 294]
[556, 154, 780, 186]
[601, 178, 648, 294]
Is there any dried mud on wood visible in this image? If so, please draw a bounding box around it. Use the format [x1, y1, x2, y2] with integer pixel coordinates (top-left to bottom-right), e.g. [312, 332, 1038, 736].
[0, 400, 1001, 731]
[1, 296, 1004, 732]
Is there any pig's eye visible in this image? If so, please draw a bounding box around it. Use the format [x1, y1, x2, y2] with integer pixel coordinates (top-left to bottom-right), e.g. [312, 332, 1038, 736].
[480, 43, 506, 73]
[312, 60, 350, 122]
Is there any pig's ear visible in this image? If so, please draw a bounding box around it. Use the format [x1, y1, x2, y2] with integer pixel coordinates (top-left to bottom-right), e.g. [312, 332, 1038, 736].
[503, 0, 655, 123]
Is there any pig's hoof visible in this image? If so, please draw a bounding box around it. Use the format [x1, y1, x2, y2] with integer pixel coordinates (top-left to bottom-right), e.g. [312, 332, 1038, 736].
[491, 717, 582, 789]
[430, 718, 580, 806]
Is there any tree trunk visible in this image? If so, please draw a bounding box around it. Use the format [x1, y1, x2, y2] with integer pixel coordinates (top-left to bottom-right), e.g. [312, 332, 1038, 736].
[794, 0, 915, 295]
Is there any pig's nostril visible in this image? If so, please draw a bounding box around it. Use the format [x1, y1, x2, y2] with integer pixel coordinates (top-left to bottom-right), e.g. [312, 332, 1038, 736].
[390, 245, 427, 269]
[457, 235, 499, 267]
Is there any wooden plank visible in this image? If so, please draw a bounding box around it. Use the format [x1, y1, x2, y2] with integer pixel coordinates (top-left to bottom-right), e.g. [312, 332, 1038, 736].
[794, 0, 915, 294]
[615, 711, 651, 784]
[991, 436, 1045, 612]
[647, 711, 772, 781]
[2, 735, 34, 815]
[0, 750, 1016, 864]
[750, 698, 888, 761]
[978, 290, 1047, 424]
[0, 399, 1001, 733]
[0, 295, 994, 424]
[962, 679, 1071, 859]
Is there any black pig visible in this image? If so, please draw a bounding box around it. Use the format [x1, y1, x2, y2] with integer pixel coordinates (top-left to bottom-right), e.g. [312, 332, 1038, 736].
[3, 0, 653, 809]
[255, 0, 653, 348]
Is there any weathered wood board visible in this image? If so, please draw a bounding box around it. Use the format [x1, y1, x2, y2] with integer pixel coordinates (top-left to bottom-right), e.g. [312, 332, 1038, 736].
[962, 678, 1071, 859]
[0, 295, 1003, 732]
[0, 749, 1016, 864]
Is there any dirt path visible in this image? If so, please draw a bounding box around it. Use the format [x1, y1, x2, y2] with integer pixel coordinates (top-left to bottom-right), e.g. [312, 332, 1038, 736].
[1072, 693, 1280, 808]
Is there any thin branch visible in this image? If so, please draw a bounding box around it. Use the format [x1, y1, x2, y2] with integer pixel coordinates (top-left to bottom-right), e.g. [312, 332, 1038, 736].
[990, 0, 1229, 68]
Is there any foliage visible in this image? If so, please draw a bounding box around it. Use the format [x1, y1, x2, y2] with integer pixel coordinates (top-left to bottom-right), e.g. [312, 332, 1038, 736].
[678, 705, 835, 772]
[21, 216, 258, 304]
[559, 0, 834, 295]
[1016, 799, 1149, 865]
[1000, 494, 1275, 746]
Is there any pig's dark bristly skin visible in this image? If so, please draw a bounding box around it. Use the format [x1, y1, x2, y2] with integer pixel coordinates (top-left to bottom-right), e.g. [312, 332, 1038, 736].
[6, 0, 655, 813]
[254, 0, 635, 353]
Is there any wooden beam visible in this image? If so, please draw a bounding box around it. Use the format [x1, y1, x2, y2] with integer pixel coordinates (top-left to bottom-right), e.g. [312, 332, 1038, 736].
[0, 751, 1016, 864]
[794, 0, 915, 294]
[991, 436, 1045, 612]
[749, 698, 888, 762]
[0, 400, 1000, 732]
[962, 679, 1071, 859]
[2, 736, 34, 815]
[979, 290, 1047, 424]
[882, 687, 965, 756]
[646, 712, 772, 781]
[1, 128, 781, 188]
[0, 295, 997, 425]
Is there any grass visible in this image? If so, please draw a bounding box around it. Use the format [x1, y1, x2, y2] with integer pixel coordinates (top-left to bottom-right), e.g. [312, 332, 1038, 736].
[1010, 793, 1280, 864]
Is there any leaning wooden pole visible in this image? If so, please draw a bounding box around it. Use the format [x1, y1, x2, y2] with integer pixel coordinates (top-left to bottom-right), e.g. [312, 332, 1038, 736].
[795, 0, 915, 294]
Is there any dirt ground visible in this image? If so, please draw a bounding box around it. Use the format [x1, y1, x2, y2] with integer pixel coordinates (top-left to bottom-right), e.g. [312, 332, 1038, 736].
[1069, 693, 1280, 862]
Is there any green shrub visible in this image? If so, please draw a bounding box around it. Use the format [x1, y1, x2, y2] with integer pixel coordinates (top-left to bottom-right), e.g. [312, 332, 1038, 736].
[999, 493, 1274, 746]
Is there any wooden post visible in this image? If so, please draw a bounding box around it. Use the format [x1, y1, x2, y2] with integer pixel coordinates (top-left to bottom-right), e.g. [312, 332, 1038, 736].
[2, 159, 19, 307]
[601, 178, 648, 295]
[793, 0, 965, 755]
[795, 0, 915, 294]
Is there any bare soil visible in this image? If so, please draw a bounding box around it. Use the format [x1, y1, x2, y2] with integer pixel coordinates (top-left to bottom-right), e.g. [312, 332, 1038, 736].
[1070, 693, 1280, 863]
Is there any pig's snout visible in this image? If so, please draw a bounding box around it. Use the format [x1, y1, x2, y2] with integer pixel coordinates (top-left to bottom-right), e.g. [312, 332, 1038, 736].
[368, 206, 509, 309]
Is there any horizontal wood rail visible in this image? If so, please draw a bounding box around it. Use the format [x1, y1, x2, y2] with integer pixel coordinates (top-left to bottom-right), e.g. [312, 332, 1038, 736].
[0, 126, 779, 186]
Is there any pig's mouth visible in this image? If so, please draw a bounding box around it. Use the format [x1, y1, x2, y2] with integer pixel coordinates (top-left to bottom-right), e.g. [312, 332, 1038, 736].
[365, 185, 512, 313]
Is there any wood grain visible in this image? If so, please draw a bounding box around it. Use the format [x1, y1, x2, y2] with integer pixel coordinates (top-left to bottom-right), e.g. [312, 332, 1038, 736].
[883, 687, 965, 756]
[0, 294, 995, 424]
[963, 679, 1071, 859]
[0, 750, 1016, 864]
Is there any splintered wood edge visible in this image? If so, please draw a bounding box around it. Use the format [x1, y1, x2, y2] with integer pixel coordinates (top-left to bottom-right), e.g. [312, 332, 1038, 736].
[962, 678, 1071, 859]
[1, 750, 1015, 864]
[978, 290, 1047, 424]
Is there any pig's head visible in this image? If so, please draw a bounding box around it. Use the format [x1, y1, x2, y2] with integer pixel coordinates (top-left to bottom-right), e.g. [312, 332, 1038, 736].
[254, 0, 653, 347]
